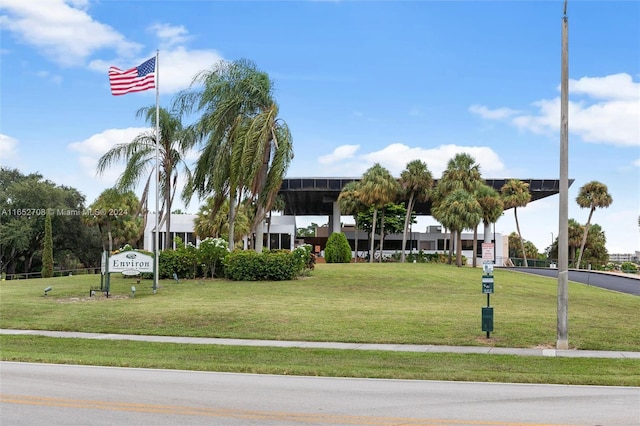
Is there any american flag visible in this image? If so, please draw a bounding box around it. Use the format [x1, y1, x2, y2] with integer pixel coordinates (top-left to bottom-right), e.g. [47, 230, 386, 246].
[109, 57, 156, 96]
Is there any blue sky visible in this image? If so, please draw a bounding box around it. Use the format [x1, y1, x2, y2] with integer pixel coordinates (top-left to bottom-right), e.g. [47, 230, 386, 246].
[1, 0, 638, 254]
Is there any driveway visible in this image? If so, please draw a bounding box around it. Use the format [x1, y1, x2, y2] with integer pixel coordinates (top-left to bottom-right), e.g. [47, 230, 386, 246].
[508, 268, 640, 296]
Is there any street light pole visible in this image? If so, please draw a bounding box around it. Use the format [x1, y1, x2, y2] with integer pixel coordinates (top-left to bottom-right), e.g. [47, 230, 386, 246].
[557, 0, 569, 350]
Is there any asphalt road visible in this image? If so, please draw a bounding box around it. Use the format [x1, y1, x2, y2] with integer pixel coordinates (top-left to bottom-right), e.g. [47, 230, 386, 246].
[1, 362, 639, 425]
[509, 268, 640, 295]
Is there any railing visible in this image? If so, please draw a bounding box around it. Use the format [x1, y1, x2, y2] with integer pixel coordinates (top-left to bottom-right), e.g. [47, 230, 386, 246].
[3, 268, 101, 281]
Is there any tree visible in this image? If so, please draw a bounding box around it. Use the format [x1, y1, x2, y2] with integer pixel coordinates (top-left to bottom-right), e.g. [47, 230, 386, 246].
[399, 160, 433, 262]
[175, 59, 293, 252]
[432, 153, 483, 265]
[338, 181, 367, 262]
[96, 106, 193, 250]
[568, 218, 584, 267]
[501, 179, 531, 267]
[194, 197, 250, 243]
[358, 164, 400, 263]
[324, 232, 352, 263]
[431, 189, 482, 267]
[296, 223, 319, 238]
[41, 212, 53, 278]
[575, 181, 613, 269]
[476, 184, 504, 266]
[84, 189, 143, 251]
[356, 202, 411, 255]
[507, 232, 539, 262]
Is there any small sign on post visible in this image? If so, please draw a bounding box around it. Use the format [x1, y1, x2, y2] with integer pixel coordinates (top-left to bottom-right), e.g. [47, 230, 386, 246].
[482, 243, 494, 263]
[481, 261, 495, 338]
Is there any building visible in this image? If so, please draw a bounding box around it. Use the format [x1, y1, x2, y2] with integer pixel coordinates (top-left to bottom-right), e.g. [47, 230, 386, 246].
[143, 176, 565, 266]
[609, 252, 640, 263]
[143, 213, 296, 252]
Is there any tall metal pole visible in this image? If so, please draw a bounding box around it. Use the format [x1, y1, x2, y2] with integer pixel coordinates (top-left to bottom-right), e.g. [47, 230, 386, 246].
[153, 49, 160, 294]
[557, 0, 569, 350]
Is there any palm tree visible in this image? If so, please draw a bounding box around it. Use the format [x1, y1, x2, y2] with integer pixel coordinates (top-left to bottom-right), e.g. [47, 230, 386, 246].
[575, 181, 613, 269]
[568, 218, 584, 267]
[338, 181, 367, 262]
[476, 183, 504, 266]
[399, 160, 433, 262]
[174, 59, 293, 252]
[358, 164, 400, 263]
[431, 189, 483, 267]
[96, 106, 193, 250]
[501, 179, 531, 267]
[194, 197, 250, 243]
[432, 153, 483, 264]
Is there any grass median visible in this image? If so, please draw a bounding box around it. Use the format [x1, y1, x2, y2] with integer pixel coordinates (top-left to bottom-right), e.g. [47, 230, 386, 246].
[1, 263, 638, 385]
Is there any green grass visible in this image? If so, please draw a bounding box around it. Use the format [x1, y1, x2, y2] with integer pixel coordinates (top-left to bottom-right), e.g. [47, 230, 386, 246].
[1, 263, 639, 385]
[2, 335, 638, 386]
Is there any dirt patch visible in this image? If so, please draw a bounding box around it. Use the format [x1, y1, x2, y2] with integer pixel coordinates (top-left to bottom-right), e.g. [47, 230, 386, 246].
[56, 294, 131, 303]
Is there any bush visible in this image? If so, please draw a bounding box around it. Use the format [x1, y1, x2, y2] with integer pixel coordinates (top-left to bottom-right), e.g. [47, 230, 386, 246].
[324, 233, 352, 263]
[292, 244, 314, 274]
[620, 262, 638, 273]
[224, 250, 298, 281]
[159, 249, 197, 279]
[199, 237, 229, 278]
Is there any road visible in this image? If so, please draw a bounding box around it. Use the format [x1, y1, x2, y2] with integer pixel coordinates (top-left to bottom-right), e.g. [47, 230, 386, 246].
[509, 268, 640, 295]
[1, 362, 638, 425]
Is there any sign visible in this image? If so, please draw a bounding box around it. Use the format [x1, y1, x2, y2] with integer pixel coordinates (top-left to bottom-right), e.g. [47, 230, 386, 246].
[108, 251, 154, 273]
[482, 274, 494, 294]
[482, 243, 494, 262]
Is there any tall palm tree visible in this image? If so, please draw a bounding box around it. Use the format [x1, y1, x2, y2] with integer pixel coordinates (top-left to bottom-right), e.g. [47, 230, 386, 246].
[358, 164, 400, 263]
[399, 160, 433, 262]
[174, 59, 293, 252]
[338, 180, 367, 262]
[432, 153, 483, 264]
[575, 181, 613, 269]
[96, 106, 193, 250]
[476, 183, 504, 267]
[431, 189, 483, 267]
[501, 179, 531, 267]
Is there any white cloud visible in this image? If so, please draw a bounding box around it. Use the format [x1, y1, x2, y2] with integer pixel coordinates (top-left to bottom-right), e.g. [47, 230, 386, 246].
[314, 142, 505, 178]
[0, 133, 19, 164]
[469, 105, 520, 120]
[633, 158, 640, 167]
[318, 144, 360, 164]
[68, 127, 150, 184]
[0, 0, 141, 66]
[472, 73, 640, 147]
[149, 23, 191, 48]
[568, 73, 639, 101]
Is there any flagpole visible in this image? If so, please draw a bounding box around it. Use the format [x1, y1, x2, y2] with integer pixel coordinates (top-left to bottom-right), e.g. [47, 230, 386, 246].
[153, 49, 160, 294]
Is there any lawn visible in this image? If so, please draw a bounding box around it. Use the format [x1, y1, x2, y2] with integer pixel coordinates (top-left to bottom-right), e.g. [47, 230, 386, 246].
[1, 263, 639, 386]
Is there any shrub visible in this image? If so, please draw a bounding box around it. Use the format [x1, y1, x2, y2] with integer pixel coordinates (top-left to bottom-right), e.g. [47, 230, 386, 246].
[620, 262, 638, 273]
[292, 244, 314, 274]
[324, 233, 352, 263]
[199, 237, 229, 278]
[159, 249, 196, 279]
[224, 250, 299, 281]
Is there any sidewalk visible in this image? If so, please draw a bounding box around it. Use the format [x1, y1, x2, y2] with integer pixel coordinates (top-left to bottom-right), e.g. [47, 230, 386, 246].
[2, 329, 639, 359]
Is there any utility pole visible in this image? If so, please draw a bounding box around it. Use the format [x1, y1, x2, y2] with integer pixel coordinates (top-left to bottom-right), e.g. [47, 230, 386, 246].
[557, 0, 569, 350]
